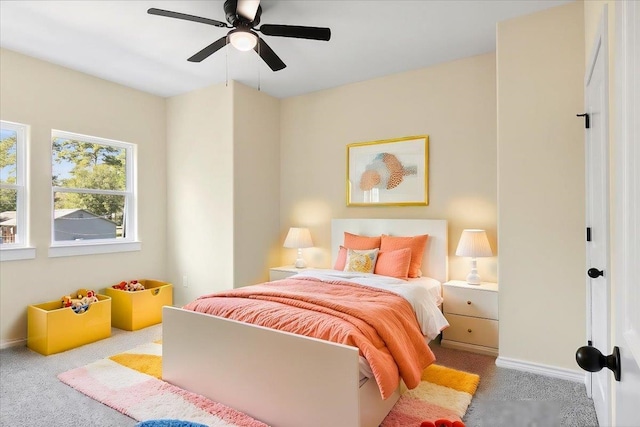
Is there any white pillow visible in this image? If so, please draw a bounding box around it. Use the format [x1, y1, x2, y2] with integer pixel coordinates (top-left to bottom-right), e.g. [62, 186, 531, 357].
[343, 248, 379, 274]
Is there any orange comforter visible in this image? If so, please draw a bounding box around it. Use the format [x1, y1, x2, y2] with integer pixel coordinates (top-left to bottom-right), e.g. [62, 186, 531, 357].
[183, 276, 436, 399]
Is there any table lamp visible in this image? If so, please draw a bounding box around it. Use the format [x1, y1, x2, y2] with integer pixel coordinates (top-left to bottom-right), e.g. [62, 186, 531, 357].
[455, 229, 493, 285]
[283, 227, 313, 268]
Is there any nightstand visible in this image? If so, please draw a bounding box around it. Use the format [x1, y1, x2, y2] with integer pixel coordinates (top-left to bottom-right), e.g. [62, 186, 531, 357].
[441, 280, 499, 356]
[269, 266, 309, 281]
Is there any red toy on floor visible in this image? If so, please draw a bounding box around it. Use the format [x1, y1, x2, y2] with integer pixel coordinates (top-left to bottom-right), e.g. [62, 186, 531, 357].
[421, 420, 465, 427]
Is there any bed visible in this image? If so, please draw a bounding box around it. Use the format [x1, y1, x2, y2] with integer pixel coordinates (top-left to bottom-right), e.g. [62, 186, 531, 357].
[162, 218, 448, 427]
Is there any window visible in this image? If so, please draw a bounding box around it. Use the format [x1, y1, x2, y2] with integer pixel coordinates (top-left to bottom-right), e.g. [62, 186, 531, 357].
[50, 130, 139, 257]
[0, 120, 33, 261]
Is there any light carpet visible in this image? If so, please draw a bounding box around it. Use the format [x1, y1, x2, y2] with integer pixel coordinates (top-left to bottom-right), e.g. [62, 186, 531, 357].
[58, 342, 479, 427]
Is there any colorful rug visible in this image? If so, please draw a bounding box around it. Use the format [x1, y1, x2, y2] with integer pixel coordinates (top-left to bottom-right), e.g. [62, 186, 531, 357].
[58, 341, 479, 427]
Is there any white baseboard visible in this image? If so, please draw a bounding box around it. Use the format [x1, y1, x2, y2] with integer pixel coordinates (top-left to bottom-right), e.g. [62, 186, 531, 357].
[1, 338, 26, 350]
[496, 356, 587, 384]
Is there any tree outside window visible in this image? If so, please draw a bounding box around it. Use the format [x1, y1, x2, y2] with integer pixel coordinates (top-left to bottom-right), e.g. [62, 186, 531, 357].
[52, 131, 135, 243]
[1, 121, 26, 247]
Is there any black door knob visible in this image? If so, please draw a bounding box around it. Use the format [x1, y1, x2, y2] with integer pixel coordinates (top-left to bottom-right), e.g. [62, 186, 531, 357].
[575, 345, 621, 381]
[587, 268, 604, 278]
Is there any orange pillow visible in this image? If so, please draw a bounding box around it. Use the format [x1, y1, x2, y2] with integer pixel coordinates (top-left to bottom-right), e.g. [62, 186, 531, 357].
[333, 246, 348, 270]
[374, 248, 412, 280]
[380, 234, 429, 278]
[343, 232, 381, 250]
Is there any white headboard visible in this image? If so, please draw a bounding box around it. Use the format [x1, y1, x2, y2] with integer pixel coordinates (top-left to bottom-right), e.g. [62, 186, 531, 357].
[330, 219, 448, 283]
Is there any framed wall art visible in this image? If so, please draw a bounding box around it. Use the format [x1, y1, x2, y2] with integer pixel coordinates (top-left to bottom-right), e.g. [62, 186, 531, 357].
[346, 135, 429, 206]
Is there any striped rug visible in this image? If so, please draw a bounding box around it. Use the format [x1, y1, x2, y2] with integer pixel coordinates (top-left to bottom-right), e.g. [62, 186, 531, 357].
[58, 341, 478, 427]
[382, 364, 479, 426]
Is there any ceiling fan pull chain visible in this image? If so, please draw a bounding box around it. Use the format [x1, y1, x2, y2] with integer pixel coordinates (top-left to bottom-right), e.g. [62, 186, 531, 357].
[257, 41, 261, 92]
[225, 36, 229, 87]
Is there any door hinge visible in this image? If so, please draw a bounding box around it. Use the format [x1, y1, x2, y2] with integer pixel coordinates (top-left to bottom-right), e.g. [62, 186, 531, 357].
[577, 113, 590, 129]
[587, 227, 592, 242]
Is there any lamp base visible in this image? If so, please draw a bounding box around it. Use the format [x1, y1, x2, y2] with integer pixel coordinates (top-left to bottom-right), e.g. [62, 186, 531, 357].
[466, 272, 482, 285]
[294, 249, 306, 268]
[466, 258, 481, 285]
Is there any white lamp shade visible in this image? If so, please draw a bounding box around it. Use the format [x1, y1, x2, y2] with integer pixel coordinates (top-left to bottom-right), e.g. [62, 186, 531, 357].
[455, 229, 493, 258]
[283, 227, 313, 249]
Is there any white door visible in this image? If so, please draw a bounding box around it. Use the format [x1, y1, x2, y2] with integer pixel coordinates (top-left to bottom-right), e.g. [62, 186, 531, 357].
[584, 6, 610, 426]
[613, 1, 640, 425]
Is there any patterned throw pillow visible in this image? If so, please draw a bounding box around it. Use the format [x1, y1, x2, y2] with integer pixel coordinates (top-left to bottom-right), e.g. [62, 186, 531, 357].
[343, 248, 379, 274]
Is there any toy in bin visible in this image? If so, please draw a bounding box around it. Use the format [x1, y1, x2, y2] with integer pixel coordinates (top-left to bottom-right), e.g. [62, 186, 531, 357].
[61, 290, 99, 313]
[112, 280, 146, 292]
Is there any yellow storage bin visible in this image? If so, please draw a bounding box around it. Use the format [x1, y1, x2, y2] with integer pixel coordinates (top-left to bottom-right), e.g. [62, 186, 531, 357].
[27, 290, 111, 356]
[105, 279, 173, 331]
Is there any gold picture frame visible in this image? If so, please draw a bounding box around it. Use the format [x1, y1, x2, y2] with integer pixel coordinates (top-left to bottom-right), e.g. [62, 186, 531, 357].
[346, 135, 429, 206]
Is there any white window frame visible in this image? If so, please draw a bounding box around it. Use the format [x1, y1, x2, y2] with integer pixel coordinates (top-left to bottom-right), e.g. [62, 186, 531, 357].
[0, 120, 34, 261]
[49, 130, 140, 258]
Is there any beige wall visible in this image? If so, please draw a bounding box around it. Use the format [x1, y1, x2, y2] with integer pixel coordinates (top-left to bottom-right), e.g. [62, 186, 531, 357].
[232, 81, 281, 287]
[0, 49, 167, 346]
[279, 53, 498, 282]
[166, 81, 281, 306]
[166, 83, 234, 306]
[497, 1, 585, 370]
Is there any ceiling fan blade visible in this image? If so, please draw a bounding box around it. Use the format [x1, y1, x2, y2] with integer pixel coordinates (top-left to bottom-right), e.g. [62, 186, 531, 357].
[188, 36, 228, 62]
[148, 8, 228, 28]
[254, 38, 286, 71]
[237, 0, 261, 22]
[258, 24, 331, 41]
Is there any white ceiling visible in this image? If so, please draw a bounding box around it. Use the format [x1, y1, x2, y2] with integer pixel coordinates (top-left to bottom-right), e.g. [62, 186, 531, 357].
[0, 0, 570, 99]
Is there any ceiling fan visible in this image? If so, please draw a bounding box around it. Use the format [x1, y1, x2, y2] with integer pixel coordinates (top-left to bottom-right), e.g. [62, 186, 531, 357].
[148, 0, 331, 72]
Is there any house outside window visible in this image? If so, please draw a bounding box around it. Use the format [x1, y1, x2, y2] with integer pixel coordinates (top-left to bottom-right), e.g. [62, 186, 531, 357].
[0, 120, 34, 261]
[50, 130, 140, 257]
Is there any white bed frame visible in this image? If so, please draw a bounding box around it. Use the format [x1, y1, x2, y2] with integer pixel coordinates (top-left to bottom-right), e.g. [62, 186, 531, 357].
[163, 219, 448, 427]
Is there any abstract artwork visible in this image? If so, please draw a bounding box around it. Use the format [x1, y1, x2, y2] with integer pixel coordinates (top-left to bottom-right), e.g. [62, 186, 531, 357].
[346, 135, 429, 206]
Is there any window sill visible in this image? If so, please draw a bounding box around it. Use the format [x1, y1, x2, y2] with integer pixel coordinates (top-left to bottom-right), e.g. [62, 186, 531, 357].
[49, 241, 141, 258]
[0, 247, 37, 262]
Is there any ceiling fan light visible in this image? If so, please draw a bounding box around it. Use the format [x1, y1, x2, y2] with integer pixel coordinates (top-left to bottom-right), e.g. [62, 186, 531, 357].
[229, 29, 258, 51]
